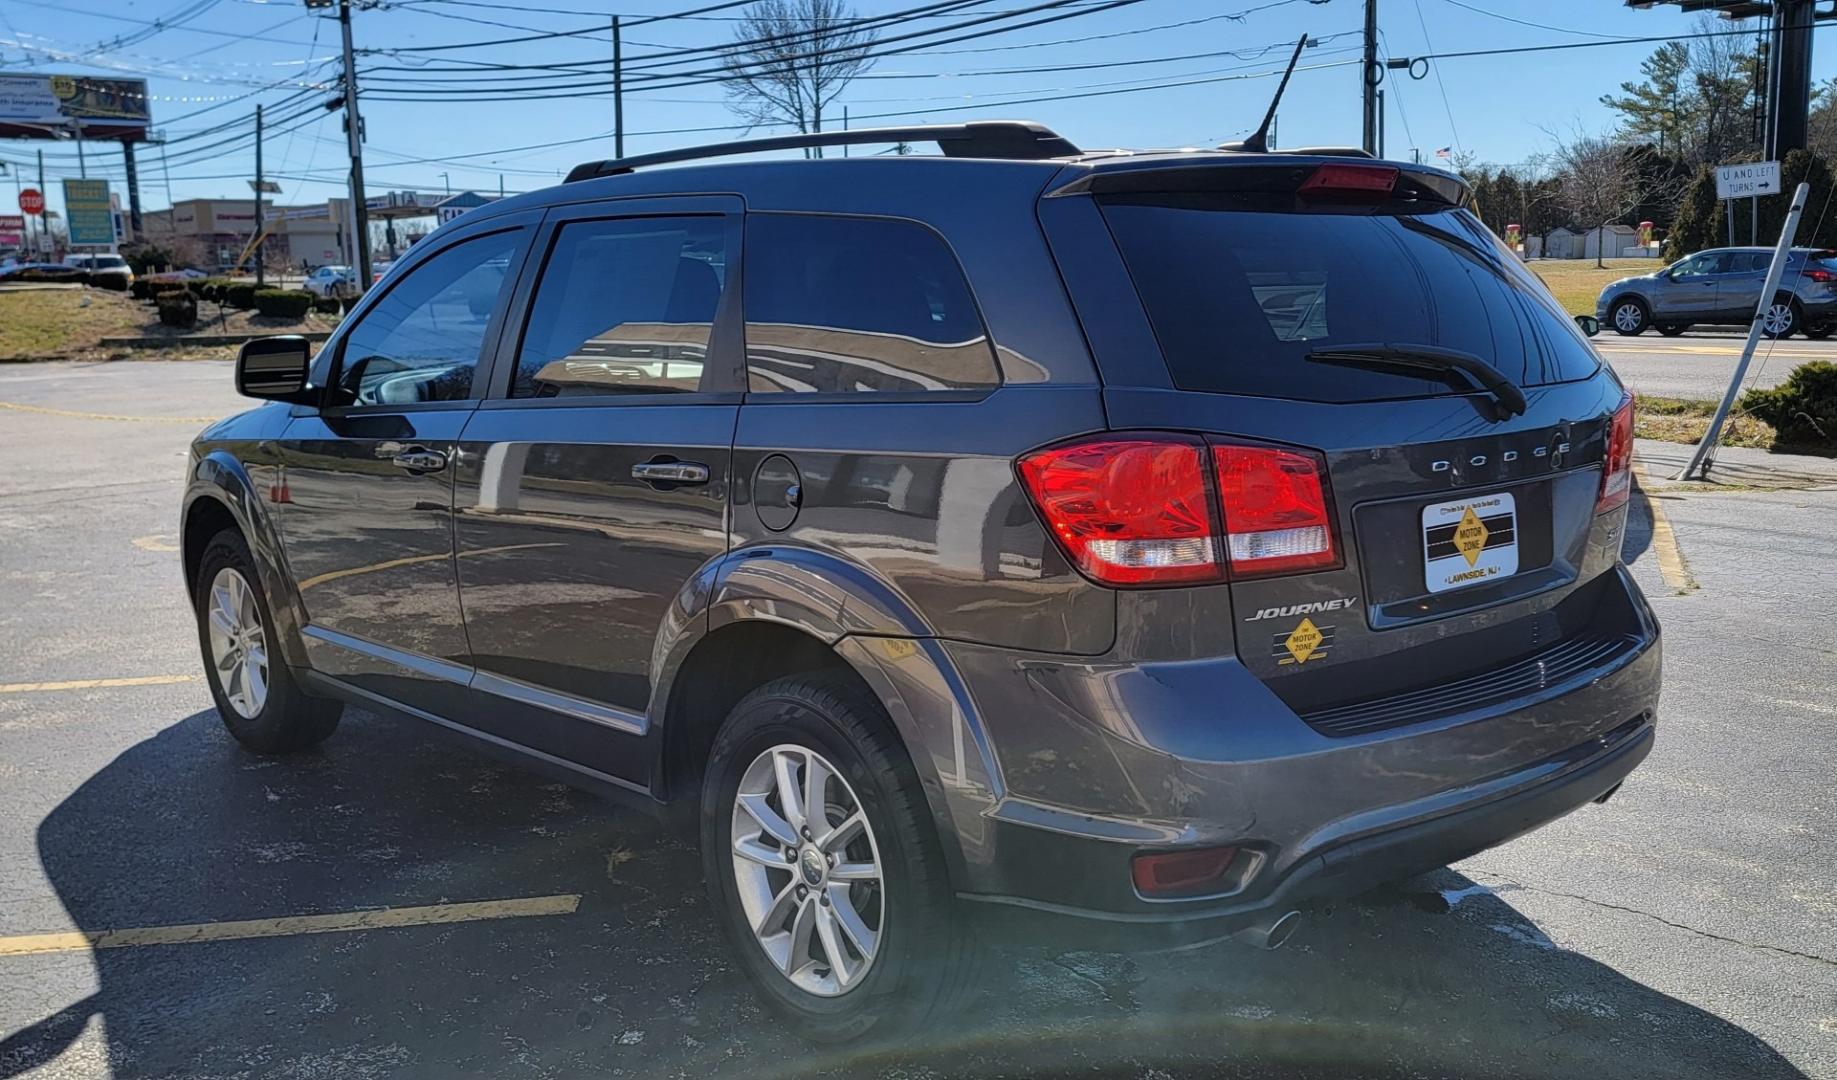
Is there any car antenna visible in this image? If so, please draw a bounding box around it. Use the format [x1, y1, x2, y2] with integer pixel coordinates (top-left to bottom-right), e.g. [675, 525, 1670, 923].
[1224, 34, 1311, 154]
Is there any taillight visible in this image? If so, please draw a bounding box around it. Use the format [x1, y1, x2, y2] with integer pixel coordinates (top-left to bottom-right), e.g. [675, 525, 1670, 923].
[1298, 163, 1399, 199]
[1018, 435, 1340, 587]
[1805, 268, 1836, 283]
[1016, 436, 1221, 586]
[1212, 443, 1338, 577]
[1598, 393, 1635, 513]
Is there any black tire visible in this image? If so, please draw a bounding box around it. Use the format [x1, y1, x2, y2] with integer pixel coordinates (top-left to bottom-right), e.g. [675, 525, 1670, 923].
[1657, 323, 1690, 337]
[1762, 296, 1803, 339]
[1609, 297, 1649, 336]
[193, 529, 340, 753]
[700, 674, 976, 1044]
[1806, 322, 1835, 340]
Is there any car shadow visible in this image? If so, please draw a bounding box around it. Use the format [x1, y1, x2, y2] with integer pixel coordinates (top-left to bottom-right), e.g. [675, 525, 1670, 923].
[0, 707, 1808, 1080]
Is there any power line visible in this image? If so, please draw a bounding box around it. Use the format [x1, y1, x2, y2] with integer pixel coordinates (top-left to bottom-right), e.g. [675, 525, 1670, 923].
[1433, 0, 1623, 41]
[362, 0, 1177, 99]
[1411, 0, 1460, 154]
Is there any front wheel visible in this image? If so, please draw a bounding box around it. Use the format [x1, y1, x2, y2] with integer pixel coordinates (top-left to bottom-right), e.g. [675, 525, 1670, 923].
[701, 675, 976, 1043]
[1657, 323, 1690, 337]
[194, 529, 340, 753]
[1761, 296, 1802, 339]
[1610, 297, 1649, 336]
[1804, 321, 1834, 340]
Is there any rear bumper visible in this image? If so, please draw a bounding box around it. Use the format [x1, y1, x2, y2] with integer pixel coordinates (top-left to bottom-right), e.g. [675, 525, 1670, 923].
[962, 710, 1651, 951]
[946, 564, 1661, 949]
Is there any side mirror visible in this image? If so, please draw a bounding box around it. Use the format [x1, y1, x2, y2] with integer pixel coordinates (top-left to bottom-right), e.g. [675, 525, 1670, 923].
[1574, 315, 1600, 337]
[236, 335, 316, 402]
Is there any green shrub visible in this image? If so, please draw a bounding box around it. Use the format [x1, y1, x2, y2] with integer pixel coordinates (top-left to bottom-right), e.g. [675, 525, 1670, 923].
[312, 293, 342, 315]
[156, 291, 197, 329]
[223, 282, 258, 309]
[254, 288, 314, 319]
[1741, 360, 1837, 448]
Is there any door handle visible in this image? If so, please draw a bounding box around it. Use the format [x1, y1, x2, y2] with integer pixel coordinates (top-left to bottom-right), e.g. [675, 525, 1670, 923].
[391, 447, 449, 473]
[631, 460, 710, 485]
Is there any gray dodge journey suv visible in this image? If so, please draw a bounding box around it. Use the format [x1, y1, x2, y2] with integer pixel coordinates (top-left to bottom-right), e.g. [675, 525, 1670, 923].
[183, 122, 1660, 1042]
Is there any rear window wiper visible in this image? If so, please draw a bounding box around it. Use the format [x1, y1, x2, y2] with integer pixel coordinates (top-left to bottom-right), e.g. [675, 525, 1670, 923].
[1306, 342, 1527, 417]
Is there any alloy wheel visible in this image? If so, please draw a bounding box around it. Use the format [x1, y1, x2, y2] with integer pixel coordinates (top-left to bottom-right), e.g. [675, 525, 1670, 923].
[1762, 302, 1795, 336]
[206, 567, 269, 720]
[730, 743, 884, 998]
[1613, 303, 1644, 333]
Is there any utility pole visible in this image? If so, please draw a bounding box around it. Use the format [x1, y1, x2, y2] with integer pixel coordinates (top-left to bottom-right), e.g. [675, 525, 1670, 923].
[121, 141, 142, 241]
[75, 127, 87, 179]
[254, 104, 267, 286]
[1361, 0, 1379, 156]
[612, 15, 625, 158]
[327, 0, 373, 288]
[1377, 89, 1386, 158]
[36, 149, 45, 257]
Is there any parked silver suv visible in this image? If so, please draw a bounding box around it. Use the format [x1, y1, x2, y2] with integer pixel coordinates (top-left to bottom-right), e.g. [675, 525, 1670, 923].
[1597, 246, 1837, 338]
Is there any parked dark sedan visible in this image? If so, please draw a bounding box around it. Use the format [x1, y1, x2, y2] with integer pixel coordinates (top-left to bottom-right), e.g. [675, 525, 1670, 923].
[0, 261, 90, 284]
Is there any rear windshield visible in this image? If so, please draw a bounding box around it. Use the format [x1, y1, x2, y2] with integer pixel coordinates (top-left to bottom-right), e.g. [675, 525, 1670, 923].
[1100, 196, 1600, 403]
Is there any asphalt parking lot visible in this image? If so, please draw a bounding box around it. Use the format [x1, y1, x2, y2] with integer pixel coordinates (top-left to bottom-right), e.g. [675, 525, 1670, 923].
[1, 360, 1834, 1080]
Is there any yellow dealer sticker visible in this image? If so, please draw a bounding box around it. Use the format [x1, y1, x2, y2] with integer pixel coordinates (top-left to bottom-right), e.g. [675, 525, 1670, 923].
[1277, 617, 1331, 665]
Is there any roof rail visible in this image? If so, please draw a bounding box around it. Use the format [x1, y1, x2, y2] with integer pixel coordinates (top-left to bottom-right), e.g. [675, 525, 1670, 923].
[563, 121, 1081, 183]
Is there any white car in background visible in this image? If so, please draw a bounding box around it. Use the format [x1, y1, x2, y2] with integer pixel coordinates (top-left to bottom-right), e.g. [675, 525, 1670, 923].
[303, 264, 357, 299]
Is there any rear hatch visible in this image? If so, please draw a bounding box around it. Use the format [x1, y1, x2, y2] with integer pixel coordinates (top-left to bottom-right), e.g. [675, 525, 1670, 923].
[1075, 159, 1635, 723]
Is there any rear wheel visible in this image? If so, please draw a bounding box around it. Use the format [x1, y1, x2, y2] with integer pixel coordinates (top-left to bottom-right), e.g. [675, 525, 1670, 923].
[701, 674, 975, 1043]
[1761, 296, 1802, 339]
[1657, 323, 1689, 337]
[194, 530, 340, 753]
[1610, 297, 1649, 336]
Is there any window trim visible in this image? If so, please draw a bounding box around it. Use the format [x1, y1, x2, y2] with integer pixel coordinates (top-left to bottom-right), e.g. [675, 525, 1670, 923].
[479, 194, 747, 408]
[738, 209, 1003, 399]
[312, 213, 540, 417]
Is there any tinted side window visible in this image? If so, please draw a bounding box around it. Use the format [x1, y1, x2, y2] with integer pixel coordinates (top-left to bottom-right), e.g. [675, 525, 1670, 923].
[335, 231, 519, 406]
[513, 216, 726, 398]
[743, 213, 999, 393]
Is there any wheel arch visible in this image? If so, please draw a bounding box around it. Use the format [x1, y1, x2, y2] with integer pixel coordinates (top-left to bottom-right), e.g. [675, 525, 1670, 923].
[182, 451, 310, 668]
[648, 546, 1002, 892]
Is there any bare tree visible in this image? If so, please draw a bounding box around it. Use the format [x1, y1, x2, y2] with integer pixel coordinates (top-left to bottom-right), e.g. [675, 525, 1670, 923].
[1551, 132, 1648, 268]
[722, 0, 876, 155]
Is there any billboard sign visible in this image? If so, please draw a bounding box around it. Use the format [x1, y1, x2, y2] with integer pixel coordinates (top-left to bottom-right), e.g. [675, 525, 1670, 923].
[0, 213, 23, 247]
[0, 74, 150, 141]
[62, 178, 115, 247]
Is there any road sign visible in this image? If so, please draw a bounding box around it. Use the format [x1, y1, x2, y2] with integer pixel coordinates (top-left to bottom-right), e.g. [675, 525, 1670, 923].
[61, 177, 113, 247]
[18, 187, 43, 215]
[1716, 160, 1781, 199]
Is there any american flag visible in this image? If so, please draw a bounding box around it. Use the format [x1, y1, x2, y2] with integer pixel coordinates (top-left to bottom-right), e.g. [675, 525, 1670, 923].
[1434, 146, 1452, 158]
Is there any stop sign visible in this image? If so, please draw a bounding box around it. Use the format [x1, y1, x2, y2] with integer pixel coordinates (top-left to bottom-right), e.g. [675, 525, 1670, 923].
[18, 188, 43, 216]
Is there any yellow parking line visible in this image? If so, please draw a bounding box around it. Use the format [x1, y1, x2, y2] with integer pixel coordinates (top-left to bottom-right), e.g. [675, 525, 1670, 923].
[0, 894, 582, 957]
[0, 673, 201, 694]
[0, 400, 220, 424]
[1633, 462, 1696, 594]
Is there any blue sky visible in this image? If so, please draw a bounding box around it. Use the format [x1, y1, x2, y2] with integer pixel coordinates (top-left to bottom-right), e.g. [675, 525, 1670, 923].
[2, 0, 1833, 222]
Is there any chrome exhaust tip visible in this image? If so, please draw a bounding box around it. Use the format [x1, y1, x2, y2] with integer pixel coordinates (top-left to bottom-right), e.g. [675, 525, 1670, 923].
[1232, 909, 1302, 951]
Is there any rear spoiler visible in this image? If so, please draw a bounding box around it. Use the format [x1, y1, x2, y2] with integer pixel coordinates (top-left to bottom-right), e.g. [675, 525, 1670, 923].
[1045, 156, 1469, 206]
